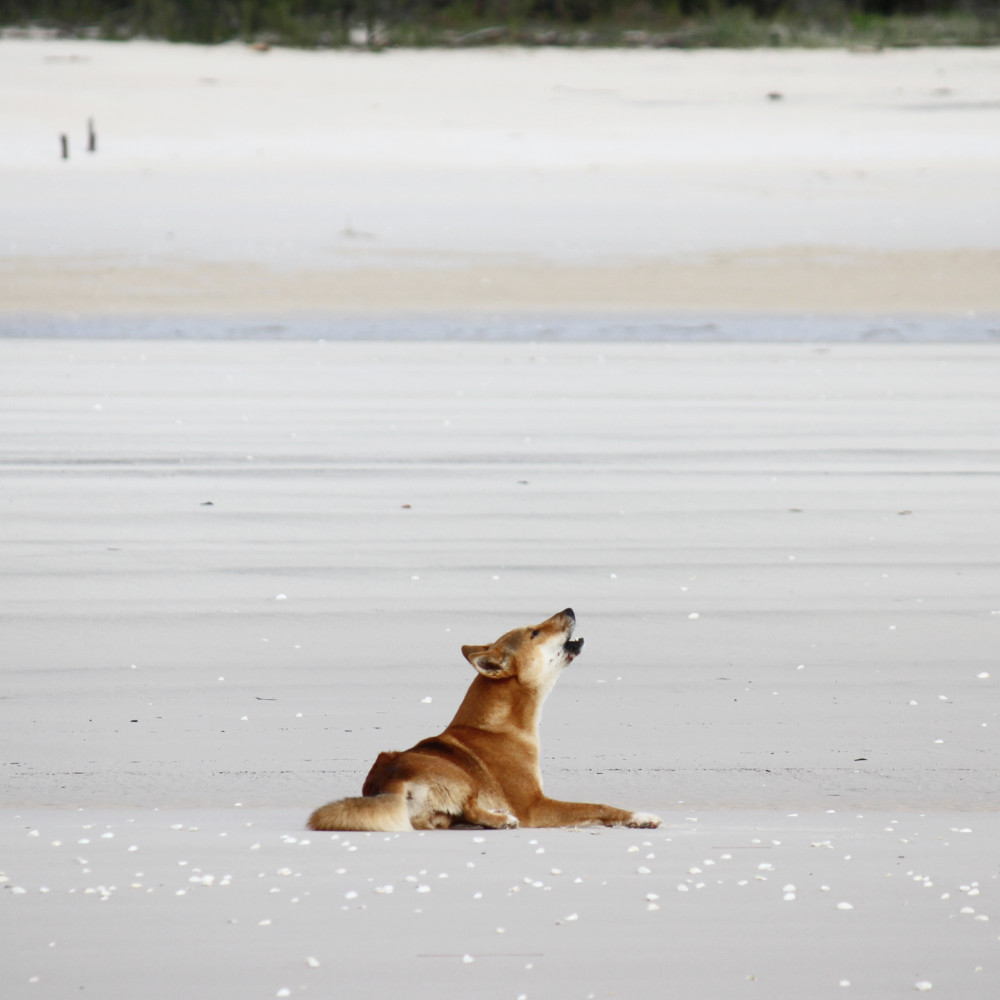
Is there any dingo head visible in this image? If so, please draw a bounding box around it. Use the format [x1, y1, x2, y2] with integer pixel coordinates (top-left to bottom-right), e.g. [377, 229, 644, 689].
[461, 608, 583, 690]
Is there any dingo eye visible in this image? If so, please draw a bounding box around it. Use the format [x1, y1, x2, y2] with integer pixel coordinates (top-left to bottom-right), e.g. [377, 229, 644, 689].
[530, 629, 540, 639]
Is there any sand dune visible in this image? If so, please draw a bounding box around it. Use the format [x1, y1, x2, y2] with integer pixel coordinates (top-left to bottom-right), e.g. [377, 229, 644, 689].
[2, 40, 999, 315]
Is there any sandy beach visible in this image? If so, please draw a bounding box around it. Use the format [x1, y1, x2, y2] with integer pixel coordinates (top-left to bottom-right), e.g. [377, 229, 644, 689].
[2, 37, 999, 1000]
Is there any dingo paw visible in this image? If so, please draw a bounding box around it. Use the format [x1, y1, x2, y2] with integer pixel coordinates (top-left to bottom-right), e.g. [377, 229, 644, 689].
[498, 812, 519, 829]
[626, 812, 661, 829]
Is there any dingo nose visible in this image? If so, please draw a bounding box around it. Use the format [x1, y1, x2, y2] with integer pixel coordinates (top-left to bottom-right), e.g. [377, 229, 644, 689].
[561, 607, 575, 621]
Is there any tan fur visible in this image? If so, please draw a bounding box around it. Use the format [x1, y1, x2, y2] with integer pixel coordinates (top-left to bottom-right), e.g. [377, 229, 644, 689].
[307, 609, 660, 832]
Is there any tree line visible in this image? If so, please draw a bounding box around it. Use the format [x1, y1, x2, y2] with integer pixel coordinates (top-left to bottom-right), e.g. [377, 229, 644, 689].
[0, 0, 995, 45]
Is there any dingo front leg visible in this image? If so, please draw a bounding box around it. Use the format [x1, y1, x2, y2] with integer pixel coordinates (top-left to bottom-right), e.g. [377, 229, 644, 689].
[625, 812, 662, 828]
[526, 798, 661, 829]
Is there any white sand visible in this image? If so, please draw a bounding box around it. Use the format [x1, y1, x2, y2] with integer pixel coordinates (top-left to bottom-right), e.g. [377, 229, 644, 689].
[3, 807, 997, 999]
[2, 40, 1000, 313]
[2, 38, 999, 1000]
[2, 339, 998, 997]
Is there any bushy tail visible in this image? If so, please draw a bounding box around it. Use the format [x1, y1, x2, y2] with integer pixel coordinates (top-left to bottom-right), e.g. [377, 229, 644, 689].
[307, 792, 412, 832]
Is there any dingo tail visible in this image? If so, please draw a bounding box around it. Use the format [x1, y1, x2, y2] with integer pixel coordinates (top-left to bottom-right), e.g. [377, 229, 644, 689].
[307, 792, 412, 832]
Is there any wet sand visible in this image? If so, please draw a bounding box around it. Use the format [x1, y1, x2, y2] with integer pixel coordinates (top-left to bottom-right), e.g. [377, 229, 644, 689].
[2, 339, 998, 998]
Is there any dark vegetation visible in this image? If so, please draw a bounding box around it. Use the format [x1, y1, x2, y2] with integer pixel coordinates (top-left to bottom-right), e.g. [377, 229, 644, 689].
[1, 0, 997, 47]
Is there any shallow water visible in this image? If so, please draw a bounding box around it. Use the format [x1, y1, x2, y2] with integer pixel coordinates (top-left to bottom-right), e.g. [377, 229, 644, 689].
[3, 312, 1000, 342]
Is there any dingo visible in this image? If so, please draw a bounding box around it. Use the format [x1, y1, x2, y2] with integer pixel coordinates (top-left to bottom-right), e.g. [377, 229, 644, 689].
[307, 609, 660, 831]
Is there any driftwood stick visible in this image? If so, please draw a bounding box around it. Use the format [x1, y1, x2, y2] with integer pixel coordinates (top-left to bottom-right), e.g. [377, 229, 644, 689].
[88, 118, 97, 153]
[60, 133, 69, 159]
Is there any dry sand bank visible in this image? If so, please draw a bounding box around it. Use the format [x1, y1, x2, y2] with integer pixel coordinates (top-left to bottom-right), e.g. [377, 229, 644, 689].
[2, 41, 999, 315]
[4, 248, 1000, 316]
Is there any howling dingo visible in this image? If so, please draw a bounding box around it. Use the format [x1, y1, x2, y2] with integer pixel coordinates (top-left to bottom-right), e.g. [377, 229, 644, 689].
[307, 608, 660, 831]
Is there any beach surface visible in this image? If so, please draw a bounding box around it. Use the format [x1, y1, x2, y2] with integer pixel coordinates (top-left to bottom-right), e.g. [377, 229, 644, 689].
[2, 37, 1000, 1000]
[3, 339, 999, 998]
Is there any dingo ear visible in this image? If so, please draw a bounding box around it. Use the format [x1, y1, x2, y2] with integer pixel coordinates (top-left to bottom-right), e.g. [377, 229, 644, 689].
[462, 644, 515, 679]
